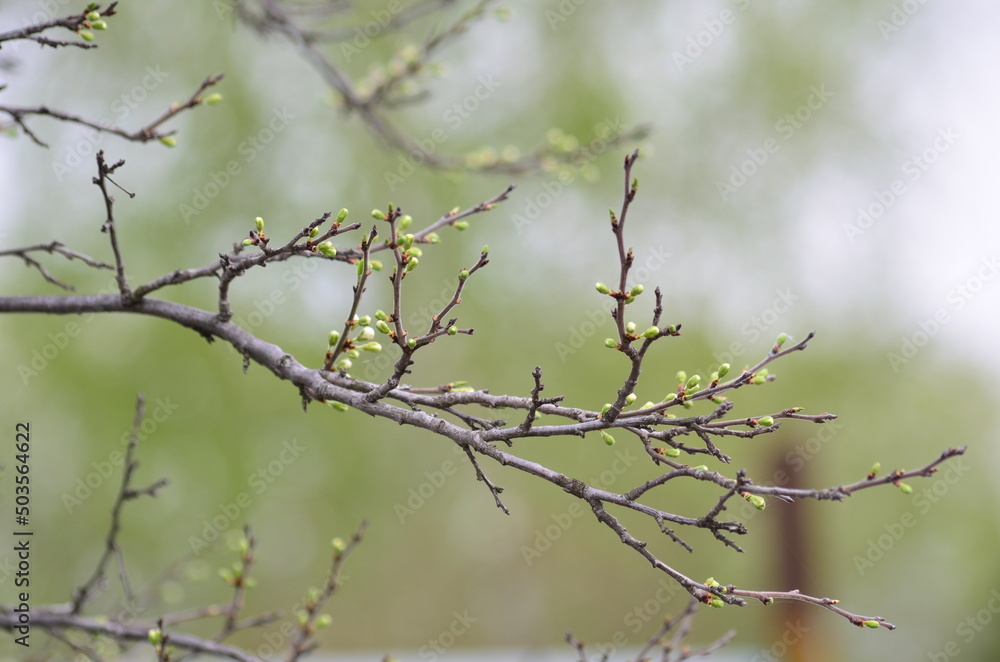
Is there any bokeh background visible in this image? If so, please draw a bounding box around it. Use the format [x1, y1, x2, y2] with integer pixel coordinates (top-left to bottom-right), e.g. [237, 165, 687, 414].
[1, 1, 998, 660]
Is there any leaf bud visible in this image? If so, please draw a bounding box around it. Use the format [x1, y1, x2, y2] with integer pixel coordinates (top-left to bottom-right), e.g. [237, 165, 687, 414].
[375, 320, 391, 334]
[372, 209, 386, 220]
[601, 431, 616, 446]
[328, 331, 340, 347]
[757, 416, 774, 427]
[629, 284, 644, 297]
[604, 338, 618, 349]
[642, 326, 660, 339]
[717, 363, 730, 378]
[336, 208, 349, 222]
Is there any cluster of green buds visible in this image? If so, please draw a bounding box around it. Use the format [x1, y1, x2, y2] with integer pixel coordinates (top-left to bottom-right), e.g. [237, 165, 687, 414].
[594, 282, 645, 305]
[749, 368, 769, 385]
[78, 4, 109, 42]
[242, 216, 270, 248]
[218, 562, 256, 588]
[704, 577, 727, 608]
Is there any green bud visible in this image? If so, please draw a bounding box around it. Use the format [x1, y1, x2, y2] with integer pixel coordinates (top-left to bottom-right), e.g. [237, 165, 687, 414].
[346, 349, 360, 359]
[453, 221, 469, 231]
[863, 620, 881, 629]
[406, 257, 418, 271]
[692, 465, 708, 471]
[148, 629, 162, 646]
[604, 338, 618, 349]
[717, 363, 730, 378]
[601, 431, 616, 446]
[642, 326, 660, 339]
[407, 246, 423, 258]
[336, 208, 349, 222]
[682, 401, 693, 409]
[296, 610, 309, 626]
[407, 338, 417, 349]
[91, 20, 107, 30]
[358, 315, 371, 326]
[459, 269, 470, 280]
[356, 259, 365, 276]
[242, 238, 254, 247]
[710, 599, 725, 608]
[374, 310, 389, 321]
[401, 233, 415, 250]
[372, 209, 386, 220]
[255, 217, 264, 232]
[426, 232, 440, 244]
[316, 614, 333, 629]
[204, 93, 223, 105]
[898, 483, 913, 494]
[158, 135, 176, 147]
[370, 260, 383, 271]
[317, 241, 336, 257]
[481, 245, 490, 254]
[663, 447, 680, 458]
[751, 374, 766, 385]
[685, 375, 700, 389]
[595, 282, 611, 294]
[78, 30, 94, 42]
[86, 10, 100, 21]
[357, 326, 374, 341]
[375, 320, 391, 334]
[757, 416, 774, 427]
[335, 357, 352, 371]
[661, 393, 677, 404]
[600, 403, 612, 415]
[631, 176, 639, 190]
[398, 215, 413, 230]
[666, 324, 677, 334]
[640, 401, 655, 409]
[625, 393, 636, 405]
[447, 326, 458, 336]
[747, 494, 766, 511]
[328, 330, 340, 347]
[776, 332, 789, 347]
[705, 577, 720, 588]
[331, 537, 346, 552]
[625, 321, 637, 334]
[329, 402, 349, 412]
[309, 226, 321, 239]
[361, 342, 382, 353]
[676, 371, 687, 383]
[870, 462, 880, 477]
[630, 284, 644, 297]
